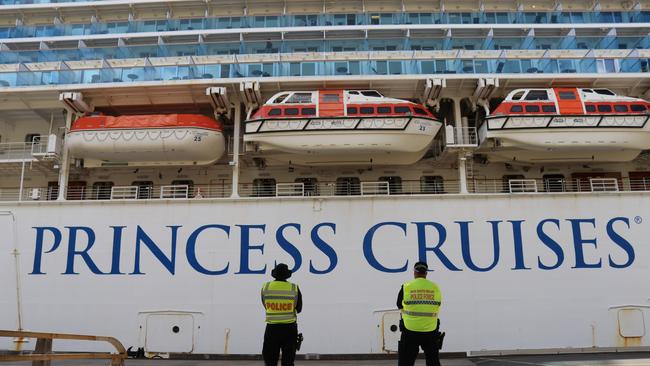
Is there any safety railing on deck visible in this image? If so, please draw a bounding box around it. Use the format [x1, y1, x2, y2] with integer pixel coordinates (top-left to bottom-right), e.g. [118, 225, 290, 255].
[0, 329, 126, 366]
[0, 135, 59, 162]
[445, 126, 478, 147]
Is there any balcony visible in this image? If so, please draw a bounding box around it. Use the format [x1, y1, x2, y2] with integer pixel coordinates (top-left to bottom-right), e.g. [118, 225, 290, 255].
[0, 134, 59, 163]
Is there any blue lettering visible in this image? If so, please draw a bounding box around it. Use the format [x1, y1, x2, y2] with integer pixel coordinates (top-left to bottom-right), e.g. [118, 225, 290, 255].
[309, 223, 338, 274]
[63, 226, 105, 275]
[537, 219, 565, 270]
[413, 222, 461, 271]
[186, 224, 231, 275]
[607, 217, 635, 269]
[568, 218, 602, 269]
[236, 224, 267, 274]
[109, 226, 126, 275]
[276, 223, 302, 272]
[509, 220, 531, 270]
[31, 227, 62, 275]
[457, 221, 500, 272]
[363, 222, 408, 273]
[131, 225, 180, 275]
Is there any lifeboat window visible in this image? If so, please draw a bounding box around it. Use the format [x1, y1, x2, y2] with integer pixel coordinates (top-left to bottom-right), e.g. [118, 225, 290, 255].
[253, 178, 276, 197]
[510, 105, 523, 113]
[542, 105, 557, 113]
[301, 108, 316, 116]
[414, 108, 428, 116]
[614, 105, 628, 113]
[524, 90, 549, 101]
[395, 106, 411, 114]
[335, 177, 361, 196]
[323, 94, 340, 102]
[268, 108, 282, 116]
[273, 94, 289, 103]
[287, 93, 313, 104]
[597, 105, 612, 113]
[347, 107, 358, 114]
[558, 91, 576, 100]
[348, 91, 360, 95]
[360, 107, 374, 114]
[92, 181, 114, 200]
[511, 91, 525, 100]
[420, 176, 445, 194]
[631, 104, 646, 112]
[594, 89, 615, 96]
[377, 106, 391, 114]
[361, 91, 382, 98]
[585, 105, 596, 112]
[525, 105, 540, 113]
[285, 108, 300, 116]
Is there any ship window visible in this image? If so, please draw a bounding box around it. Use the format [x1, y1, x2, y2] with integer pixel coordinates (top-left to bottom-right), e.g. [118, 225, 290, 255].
[379, 176, 403, 194]
[347, 107, 358, 114]
[377, 106, 391, 114]
[502, 175, 525, 193]
[361, 91, 382, 98]
[295, 177, 318, 196]
[614, 105, 628, 112]
[511, 91, 525, 100]
[252, 178, 276, 197]
[597, 105, 612, 112]
[285, 108, 299, 116]
[420, 176, 444, 194]
[542, 105, 557, 113]
[273, 94, 289, 103]
[92, 181, 114, 200]
[360, 107, 374, 114]
[171, 180, 194, 198]
[323, 94, 340, 103]
[286, 93, 313, 104]
[558, 91, 576, 100]
[631, 104, 646, 112]
[335, 177, 360, 196]
[268, 108, 282, 116]
[525, 105, 540, 113]
[132, 181, 154, 199]
[414, 108, 428, 116]
[25, 133, 40, 143]
[395, 106, 411, 114]
[524, 90, 549, 101]
[594, 89, 615, 96]
[301, 108, 316, 116]
[543, 175, 566, 192]
[510, 105, 523, 113]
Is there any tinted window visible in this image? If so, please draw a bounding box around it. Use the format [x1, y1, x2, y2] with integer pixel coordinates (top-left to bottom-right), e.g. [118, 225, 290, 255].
[510, 105, 523, 112]
[302, 107, 316, 116]
[525, 105, 540, 113]
[525, 90, 549, 100]
[614, 105, 628, 112]
[558, 91, 576, 100]
[361, 91, 382, 97]
[377, 106, 391, 114]
[597, 105, 612, 112]
[595, 89, 615, 96]
[286, 93, 313, 103]
[360, 107, 374, 114]
[511, 91, 525, 100]
[585, 105, 596, 112]
[323, 94, 339, 102]
[631, 104, 646, 112]
[269, 108, 282, 116]
[347, 107, 358, 114]
[395, 106, 410, 114]
[273, 94, 289, 103]
[542, 105, 557, 113]
[414, 108, 427, 115]
[285, 108, 299, 115]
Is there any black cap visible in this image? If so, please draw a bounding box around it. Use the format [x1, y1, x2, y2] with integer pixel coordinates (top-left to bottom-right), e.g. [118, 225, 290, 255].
[271, 263, 292, 280]
[414, 261, 428, 274]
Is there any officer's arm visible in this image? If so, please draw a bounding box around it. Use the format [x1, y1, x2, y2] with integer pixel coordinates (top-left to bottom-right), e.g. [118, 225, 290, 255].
[396, 286, 404, 309]
[296, 288, 303, 313]
[261, 290, 265, 308]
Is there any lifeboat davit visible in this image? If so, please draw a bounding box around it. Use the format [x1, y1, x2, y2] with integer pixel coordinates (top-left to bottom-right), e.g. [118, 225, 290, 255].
[67, 114, 225, 166]
[243, 90, 441, 166]
[480, 88, 650, 162]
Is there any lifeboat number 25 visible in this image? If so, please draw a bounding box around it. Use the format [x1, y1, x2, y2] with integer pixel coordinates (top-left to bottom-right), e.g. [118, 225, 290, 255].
[193, 132, 208, 142]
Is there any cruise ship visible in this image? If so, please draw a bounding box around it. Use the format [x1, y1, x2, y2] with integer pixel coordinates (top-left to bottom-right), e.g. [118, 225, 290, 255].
[0, 0, 649, 359]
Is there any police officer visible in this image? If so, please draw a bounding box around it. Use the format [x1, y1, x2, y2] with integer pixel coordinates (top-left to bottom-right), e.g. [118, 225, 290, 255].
[261, 263, 302, 366]
[396, 262, 442, 366]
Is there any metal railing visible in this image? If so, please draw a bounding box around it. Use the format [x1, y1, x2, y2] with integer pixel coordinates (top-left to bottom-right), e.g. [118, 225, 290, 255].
[0, 135, 59, 162]
[445, 126, 478, 147]
[0, 329, 126, 366]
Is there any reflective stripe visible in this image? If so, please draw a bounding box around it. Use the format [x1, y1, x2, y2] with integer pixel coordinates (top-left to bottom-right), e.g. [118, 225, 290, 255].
[264, 295, 296, 300]
[262, 290, 297, 296]
[402, 310, 437, 317]
[403, 300, 441, 306]
[266, 313, 297, 321]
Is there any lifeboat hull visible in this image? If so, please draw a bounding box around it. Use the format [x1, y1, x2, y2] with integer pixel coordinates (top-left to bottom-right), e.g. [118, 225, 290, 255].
[244, 117, 441, 165]
[67, 128, 226, 166]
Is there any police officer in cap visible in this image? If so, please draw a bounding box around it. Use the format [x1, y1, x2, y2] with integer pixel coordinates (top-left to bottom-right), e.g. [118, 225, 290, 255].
[261, 263, 302, 366]
[396, 261, 442, 366]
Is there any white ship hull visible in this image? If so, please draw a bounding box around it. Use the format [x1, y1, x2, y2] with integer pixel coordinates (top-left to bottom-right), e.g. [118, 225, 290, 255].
[1, 193, 648, 355]
[67, 128, 226, 166]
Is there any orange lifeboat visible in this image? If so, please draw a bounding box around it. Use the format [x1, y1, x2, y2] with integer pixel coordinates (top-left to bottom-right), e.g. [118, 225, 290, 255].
[67, 114, 225, 167]
[481, 88, 650, 162]
[243, 90, 442, 166]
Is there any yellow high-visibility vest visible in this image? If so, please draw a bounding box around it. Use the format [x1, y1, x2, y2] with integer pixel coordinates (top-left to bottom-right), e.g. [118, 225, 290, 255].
[401, 278, 441, 332]
[261, 280, 298, 324]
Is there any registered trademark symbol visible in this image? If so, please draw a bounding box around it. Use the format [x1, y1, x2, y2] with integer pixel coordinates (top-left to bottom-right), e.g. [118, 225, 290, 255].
[634, 216, 643, 224]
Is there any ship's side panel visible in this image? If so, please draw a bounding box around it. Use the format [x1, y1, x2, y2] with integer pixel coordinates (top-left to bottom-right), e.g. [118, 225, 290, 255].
[0, 212, 18, 350]
[1, 194, 649, 354]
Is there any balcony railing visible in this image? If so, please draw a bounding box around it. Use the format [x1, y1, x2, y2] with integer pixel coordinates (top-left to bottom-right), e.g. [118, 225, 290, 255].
[0, 134, 59, 162]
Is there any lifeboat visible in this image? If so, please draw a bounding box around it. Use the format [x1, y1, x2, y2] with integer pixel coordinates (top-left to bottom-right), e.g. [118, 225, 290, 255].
[67, 114, 225, 167]
[243, 90, 441, 166]
[479, 88, 650, 162]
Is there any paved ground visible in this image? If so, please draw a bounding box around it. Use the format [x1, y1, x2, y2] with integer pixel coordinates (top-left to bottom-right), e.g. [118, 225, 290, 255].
[2, 353, 650, 366]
